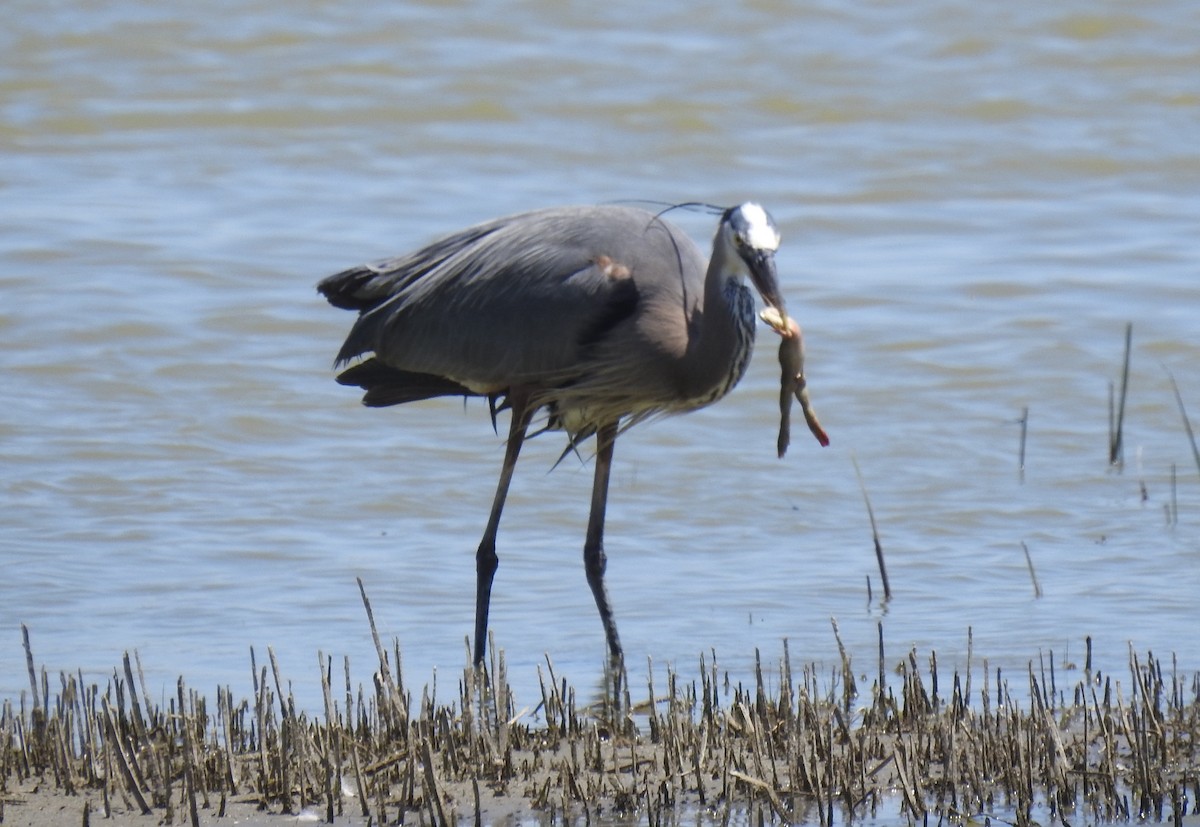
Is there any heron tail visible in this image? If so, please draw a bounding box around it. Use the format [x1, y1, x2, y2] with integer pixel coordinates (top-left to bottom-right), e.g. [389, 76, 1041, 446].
[336, 358, 478, 407]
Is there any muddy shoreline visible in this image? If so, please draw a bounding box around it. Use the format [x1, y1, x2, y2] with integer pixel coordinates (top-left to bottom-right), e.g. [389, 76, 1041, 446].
[3, 619, 1197, 826]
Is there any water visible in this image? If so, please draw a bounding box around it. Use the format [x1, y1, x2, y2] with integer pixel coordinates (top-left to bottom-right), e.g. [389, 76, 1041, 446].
[2, 0, 1198, 722]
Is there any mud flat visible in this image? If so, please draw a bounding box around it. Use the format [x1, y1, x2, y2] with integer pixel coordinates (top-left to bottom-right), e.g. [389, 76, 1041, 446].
[2, 622, 1198, 827]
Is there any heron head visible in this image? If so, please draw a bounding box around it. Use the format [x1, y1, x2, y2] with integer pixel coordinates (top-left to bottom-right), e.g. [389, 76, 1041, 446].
[720, 202, 788, 331]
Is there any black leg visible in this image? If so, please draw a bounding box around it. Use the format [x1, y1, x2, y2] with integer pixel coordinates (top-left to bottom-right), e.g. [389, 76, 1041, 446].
[584, 422, 623, 670]
[474, 393, 532, 665]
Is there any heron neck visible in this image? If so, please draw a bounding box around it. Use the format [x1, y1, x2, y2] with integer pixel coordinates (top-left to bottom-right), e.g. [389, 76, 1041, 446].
[703, 238, 751, 332]
[686, 240, 755, 402]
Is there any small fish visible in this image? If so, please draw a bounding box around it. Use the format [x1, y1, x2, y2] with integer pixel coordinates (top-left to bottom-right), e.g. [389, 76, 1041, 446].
[761, 307, 830, 457]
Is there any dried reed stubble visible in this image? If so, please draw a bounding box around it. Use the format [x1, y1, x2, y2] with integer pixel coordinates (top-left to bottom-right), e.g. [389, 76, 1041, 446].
[6, 632, 1198, 826]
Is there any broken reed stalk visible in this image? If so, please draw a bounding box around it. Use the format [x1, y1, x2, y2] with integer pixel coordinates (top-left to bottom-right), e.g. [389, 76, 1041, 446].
[21, 625, 37, 707]
[1109, 322, 1132, 467]
[852, 455, 891, 601]
[357, 576, 407, 728]
[1020, 541, 1043, 598]
[1164, 367, 1200, 479]
[177, 679, 201, 827]
[877, 621, 886, 697]
[1018, 405, 1029, 480]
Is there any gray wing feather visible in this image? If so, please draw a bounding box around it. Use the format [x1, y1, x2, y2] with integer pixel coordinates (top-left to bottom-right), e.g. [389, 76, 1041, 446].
[322, 206, 698, 392]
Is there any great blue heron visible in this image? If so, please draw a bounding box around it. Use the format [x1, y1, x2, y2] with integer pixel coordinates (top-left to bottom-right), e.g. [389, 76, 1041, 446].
[319, 202, 801, 669]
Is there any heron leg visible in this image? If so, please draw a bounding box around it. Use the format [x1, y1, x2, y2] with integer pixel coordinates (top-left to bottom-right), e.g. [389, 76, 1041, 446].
[584, 422, 624, 673]
[474, 392, 532, 666]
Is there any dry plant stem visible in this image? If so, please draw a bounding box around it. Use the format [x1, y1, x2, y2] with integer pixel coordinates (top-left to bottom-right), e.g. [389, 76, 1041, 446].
[357, 576, 407, 726]
[1165, 367, 1200, 479]
[877, 622, 886, 698]
[176, 679, 200, 827]
[101, 698, 152, 815]
[852, 455, 891, 601]
[1021, 541, 1043, 598]
[1018, 405, 1028, 479]
[22, 625, 40, 713]
[1110, 322, 1132, 466]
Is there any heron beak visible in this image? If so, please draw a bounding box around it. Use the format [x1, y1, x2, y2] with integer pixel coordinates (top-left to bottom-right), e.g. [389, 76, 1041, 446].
[747, 251, 791, 336]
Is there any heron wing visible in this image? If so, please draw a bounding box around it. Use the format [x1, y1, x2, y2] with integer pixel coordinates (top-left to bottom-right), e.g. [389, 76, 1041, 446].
[321, 206, 699, 394]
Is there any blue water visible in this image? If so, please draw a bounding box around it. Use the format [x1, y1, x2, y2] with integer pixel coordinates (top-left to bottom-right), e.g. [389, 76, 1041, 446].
[2, 0, 1198, 721]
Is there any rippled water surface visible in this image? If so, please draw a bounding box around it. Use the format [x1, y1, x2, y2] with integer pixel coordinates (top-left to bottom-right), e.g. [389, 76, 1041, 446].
[3, 0, 1198, 718]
